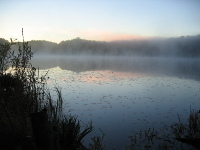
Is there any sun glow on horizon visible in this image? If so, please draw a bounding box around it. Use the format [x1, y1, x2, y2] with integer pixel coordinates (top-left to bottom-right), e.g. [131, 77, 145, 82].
[1, 0, 200, 43]
[2, 28, 153, 43]
[78, 29, 150, 42]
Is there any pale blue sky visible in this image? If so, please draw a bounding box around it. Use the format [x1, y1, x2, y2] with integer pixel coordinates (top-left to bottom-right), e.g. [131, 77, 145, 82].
[1, 0, 200, 43]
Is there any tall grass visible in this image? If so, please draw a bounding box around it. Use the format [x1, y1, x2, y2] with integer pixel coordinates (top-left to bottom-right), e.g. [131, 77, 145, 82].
[0, 29, 93, 150]
[46, 87, 93, 150]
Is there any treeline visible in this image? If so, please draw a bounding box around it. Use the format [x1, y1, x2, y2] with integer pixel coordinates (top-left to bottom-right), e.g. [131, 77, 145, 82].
[1, 35, 200, 57]
[0, 38, 9, 44]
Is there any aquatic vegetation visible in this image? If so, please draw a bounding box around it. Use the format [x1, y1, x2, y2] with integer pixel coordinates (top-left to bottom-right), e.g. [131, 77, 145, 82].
[126, 109, 200, 150]
[46, 87, 93, 150]
[171, 109, 200, 149]
[89, 129, 106, 150]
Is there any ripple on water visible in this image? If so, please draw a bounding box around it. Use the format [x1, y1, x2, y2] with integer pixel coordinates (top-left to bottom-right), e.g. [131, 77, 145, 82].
[41, 67, 200, 149]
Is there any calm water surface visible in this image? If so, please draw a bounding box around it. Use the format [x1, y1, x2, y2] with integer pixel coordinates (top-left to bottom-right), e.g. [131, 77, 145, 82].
[33, 56, 200, 149]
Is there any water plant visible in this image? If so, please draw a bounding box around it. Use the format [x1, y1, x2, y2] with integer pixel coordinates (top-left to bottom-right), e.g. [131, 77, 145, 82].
[126, 109, 200, 150]
[45, 87, 93, 150]
[171, 109, 200, 149]
[89, 129, 106, 150]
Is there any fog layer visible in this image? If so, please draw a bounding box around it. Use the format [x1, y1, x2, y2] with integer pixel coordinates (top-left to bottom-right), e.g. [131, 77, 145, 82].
[1, 35, 199, 57]
[2, 35, 198, 80]
[31, 55, 200, 81]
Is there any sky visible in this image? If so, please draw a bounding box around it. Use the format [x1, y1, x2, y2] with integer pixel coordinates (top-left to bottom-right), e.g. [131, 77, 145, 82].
[1, 0, 200, 43]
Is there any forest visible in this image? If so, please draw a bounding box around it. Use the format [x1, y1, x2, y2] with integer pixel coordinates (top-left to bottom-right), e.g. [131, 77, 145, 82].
[1, 35, 200, 57]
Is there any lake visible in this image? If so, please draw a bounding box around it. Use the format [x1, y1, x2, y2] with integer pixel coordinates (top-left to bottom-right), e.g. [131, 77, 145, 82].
[32, 55, 200, 149]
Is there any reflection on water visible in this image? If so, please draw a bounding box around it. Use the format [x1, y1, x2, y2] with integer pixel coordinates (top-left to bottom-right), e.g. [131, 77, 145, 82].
[32, 55, 200, 80]
[35, 56, 200, 149]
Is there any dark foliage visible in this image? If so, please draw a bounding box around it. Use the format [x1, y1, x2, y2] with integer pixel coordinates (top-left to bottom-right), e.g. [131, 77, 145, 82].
[0, 32, 93, 150]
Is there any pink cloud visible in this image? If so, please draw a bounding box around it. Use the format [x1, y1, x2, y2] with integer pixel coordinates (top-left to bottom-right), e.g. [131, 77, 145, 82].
[78, 29, 149, 41]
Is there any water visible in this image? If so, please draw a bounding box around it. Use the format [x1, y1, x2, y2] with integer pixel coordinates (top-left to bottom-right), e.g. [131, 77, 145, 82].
[32, 55, 200, 149]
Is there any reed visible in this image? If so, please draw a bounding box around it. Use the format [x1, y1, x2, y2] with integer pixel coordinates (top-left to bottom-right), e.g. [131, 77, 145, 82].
[46, 87, 93, 150]
[0, 29, 93, 150]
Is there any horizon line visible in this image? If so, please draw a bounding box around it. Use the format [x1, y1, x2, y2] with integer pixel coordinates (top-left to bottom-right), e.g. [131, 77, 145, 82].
[1, 34, 200, 44]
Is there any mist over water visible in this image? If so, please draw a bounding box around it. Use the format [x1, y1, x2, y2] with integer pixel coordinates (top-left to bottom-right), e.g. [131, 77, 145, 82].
[31, 54, 200, 149]
[32, 55, 200, 80]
